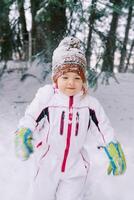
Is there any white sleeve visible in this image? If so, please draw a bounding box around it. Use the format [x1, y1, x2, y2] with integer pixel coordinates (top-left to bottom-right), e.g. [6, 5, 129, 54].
[18, 84, 54, 131]
[89, 97, 116, 146]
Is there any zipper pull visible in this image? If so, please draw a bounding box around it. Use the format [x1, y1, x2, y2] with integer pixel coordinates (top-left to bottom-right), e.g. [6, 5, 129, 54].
[60, 111, 65, 135]
[75, 112, 79, 136]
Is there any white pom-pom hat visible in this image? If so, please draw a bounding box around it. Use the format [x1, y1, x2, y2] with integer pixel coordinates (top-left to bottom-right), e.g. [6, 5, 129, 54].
[52, 36, 87, 83]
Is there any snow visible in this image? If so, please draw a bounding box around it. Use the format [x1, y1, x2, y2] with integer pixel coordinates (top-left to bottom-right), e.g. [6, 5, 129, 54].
[0, 63, 134, 200]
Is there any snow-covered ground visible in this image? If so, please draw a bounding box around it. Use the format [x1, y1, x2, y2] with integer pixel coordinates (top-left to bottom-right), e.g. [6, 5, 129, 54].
[0, 63, 134, 200]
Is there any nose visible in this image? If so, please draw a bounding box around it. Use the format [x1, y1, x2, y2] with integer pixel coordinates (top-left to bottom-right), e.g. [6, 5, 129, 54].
[68, 78, 75, 86]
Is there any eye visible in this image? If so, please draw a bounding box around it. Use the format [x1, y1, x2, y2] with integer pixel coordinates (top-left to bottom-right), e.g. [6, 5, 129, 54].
[75, 77, 81, 80]
[62, 76, 68, 80]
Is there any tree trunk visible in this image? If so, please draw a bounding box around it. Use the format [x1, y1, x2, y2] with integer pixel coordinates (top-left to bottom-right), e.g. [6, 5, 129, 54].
[86, 0, 97, 68]
[0, 0, 12, 60]
[30, 0, 67, 62]
[124, 39, 134, 72]
[102, 0, 122, 72]
[30, 0, 42, 54]
[118, 5, 133, 72]
[17, 0, 28, 42]
[43, 0, 67, 62]
[16, 0, 29, 59]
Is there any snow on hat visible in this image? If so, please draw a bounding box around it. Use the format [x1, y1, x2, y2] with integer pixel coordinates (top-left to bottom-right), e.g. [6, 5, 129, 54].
[52, 36, 87, 82]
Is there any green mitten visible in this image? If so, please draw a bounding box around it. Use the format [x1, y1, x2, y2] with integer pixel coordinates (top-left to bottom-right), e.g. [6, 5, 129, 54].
[104, 141, 126, 175]
[15, 128, 33, 160]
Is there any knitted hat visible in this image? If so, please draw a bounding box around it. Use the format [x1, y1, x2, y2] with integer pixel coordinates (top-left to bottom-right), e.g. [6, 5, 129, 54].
[52, 36, 87, 83]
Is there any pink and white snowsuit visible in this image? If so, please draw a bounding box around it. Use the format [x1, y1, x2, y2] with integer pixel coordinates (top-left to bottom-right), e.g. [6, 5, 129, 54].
[18, 84, 115, 200]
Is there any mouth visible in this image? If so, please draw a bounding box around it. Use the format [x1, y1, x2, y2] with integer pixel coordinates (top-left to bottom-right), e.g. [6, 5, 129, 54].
[66, 88, 75, 90]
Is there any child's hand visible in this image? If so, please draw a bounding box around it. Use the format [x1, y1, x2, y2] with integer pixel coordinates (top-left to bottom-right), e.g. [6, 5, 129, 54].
[15, 128, 33, 160]
[103, 141, 126, 175]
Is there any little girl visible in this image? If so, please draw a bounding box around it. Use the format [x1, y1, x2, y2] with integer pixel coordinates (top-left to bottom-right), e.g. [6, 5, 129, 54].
[15, 37, 126, 200]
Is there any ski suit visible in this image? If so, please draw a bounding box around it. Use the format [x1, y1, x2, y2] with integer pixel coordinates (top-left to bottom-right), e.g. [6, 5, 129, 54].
[18, 84, 115, 200]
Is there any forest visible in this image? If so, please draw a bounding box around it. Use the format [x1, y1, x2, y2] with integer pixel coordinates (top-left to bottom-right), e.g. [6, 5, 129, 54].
[0, 0, 134, 84]
[0, 2, 134, 199]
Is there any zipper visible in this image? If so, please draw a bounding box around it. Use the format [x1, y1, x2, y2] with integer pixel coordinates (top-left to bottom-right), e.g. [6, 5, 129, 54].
[60, 111, 65, 135]
[34, 145, 50, 180]
[75, 112, 79, 136]
[61, 96, 73, 172]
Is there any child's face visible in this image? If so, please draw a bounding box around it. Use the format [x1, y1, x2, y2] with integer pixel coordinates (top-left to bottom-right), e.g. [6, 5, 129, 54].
[57, 72, 83, 96]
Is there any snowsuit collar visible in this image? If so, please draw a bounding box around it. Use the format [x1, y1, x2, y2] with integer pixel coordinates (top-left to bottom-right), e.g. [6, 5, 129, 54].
[54, 88, 84, 101]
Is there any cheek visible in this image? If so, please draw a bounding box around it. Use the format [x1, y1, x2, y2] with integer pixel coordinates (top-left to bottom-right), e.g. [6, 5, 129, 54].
[77, 82, 83, 90]
[80, 85, 83, 91]
[57, 79, 65, 90]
